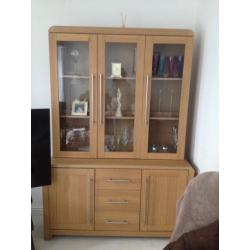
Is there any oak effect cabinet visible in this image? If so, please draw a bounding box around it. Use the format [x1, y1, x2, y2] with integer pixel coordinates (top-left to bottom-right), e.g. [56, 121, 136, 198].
[43, 26, 194, 239]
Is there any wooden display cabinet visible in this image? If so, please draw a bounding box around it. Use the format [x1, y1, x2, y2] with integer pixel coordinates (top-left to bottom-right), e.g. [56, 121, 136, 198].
[44, 26, 194, 239]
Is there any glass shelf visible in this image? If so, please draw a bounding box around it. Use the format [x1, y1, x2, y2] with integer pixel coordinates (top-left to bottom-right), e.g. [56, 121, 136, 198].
[60, 115, 90, 119]
[106, 76, 136, 80]
[150, 117, 179, 121]
[61, 75, 89, 79]
[152, 77, 182, 81]
[105, 116, 134, 120]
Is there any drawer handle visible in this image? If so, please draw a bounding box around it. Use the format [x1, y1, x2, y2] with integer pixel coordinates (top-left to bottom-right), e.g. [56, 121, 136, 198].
[106, 178, 129, 183]
[105, 200, 129, 204]
[105, 220, 128, 225]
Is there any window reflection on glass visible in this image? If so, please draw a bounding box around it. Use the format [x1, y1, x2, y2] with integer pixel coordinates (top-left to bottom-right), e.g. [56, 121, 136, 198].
[104, 43, 137, 152]
[57, 41, 90, 152]
[148, 44, 184, 153]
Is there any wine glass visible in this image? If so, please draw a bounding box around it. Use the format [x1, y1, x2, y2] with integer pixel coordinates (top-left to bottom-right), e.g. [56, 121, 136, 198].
[151, 144, 158, 153]
[121, 127, 129, 150]
[70, 49, 80, 74]
[161, 144, 169, 153]
[172, 126, 178, 151]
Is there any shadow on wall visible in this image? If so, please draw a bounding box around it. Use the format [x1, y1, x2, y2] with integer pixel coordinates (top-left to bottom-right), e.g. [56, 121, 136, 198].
[185, 30, 204, 175]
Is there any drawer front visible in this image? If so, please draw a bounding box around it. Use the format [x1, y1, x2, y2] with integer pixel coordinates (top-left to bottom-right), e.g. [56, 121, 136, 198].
[95, 189, 140, 213]
[95, 169, 141, 190]
[95, 212, 139, 231]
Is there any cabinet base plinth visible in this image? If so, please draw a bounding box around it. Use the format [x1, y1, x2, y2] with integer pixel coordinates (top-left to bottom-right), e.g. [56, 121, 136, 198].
[47, 229, 171, 239]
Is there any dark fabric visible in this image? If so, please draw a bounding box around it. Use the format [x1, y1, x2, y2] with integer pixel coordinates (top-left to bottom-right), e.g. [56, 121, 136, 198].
[163, 220, 219, 250]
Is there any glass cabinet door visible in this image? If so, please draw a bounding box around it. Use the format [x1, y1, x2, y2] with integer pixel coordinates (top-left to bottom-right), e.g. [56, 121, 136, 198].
[98, 35, 145, 158]
[142, 36, 193, 159]
[51, 34, 97, 158]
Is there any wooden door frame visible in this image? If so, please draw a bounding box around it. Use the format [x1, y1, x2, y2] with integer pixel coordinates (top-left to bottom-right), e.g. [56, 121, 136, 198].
[141, 36, 194, 160]
[50, 33, 98, 158]
[97, 35, 145, 159]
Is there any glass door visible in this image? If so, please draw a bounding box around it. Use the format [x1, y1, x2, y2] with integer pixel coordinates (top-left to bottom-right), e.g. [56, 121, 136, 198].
[142, 36, 193, 159]
[50, 33, 97, 158]
[97, 35, 145, 158]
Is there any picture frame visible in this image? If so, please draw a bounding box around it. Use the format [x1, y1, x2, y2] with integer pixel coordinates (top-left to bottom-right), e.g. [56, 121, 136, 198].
[71, 99, 88, 116]
[111, 63, 122, 78]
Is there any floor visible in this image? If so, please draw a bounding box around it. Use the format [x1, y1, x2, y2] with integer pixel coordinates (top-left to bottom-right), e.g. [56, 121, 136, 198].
[32, 214, 169, 250]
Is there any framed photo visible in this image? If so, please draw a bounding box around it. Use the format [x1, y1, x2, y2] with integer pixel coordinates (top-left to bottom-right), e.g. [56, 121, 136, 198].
[111, 63, 122, 78]
[71, 99, 88, 116]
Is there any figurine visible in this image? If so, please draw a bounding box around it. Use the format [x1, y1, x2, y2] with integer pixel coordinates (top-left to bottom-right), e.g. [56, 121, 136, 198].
[115, 88, 122, 117]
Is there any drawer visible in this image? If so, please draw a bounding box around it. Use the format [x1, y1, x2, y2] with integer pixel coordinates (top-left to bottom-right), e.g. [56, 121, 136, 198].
[95, 212, 139, 231]
[95, 169, 141, 190]
[95, 189, 140, 213]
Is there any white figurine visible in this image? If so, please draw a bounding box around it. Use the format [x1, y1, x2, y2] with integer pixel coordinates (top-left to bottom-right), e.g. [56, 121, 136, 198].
[115, 88, 122, 117]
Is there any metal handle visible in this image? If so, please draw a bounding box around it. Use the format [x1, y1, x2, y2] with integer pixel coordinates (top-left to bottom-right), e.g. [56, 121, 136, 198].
[91, 74, 95, 124]
[105, 200, 129, 204]
[106, 178, 129, 183]
[145, 75, 150, 127]
[105, 220, 128, 225]
[99, 73, 103, 125]
[144, 176, 150, 224]
[89, 177, 94, 225]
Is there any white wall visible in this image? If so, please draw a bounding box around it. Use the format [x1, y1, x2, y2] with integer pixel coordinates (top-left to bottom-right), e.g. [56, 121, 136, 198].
[31, 0, 218, 209]
[186, 0, 219, 173]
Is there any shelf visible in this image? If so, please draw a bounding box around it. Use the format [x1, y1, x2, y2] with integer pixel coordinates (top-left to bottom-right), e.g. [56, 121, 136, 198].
[105, 116, 134, 120]
[106, 76, 136, 80]
[150, 117, 179, 121]
[61, 75, 89, 79]
[150, 111, 179, 117]
[152, 77, 182, 81]
[60, 115, 90, 119]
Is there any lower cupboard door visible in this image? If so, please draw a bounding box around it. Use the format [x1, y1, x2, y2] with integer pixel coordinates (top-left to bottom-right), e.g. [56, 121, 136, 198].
[140, 170, 187, 231]
[48, 168, 94, 230]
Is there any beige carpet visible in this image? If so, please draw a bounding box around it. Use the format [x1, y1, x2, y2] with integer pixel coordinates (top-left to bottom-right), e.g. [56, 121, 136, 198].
[32, 214, 169, 250]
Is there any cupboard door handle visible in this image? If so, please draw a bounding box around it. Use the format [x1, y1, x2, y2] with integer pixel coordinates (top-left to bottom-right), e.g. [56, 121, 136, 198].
[89, 177, 94, 225]
[105, 220, 128, 225]
[91, 74, 95, 124]
[144, 176, 150, 224]
[99, 73, 103, 125]
[106, 178, 129, 183]
[105, 200, 129, 204]
[145, 75, 150, 127]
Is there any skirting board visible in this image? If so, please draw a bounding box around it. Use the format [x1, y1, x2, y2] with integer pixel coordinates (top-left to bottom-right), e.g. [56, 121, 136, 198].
[32, 207, 43, 217]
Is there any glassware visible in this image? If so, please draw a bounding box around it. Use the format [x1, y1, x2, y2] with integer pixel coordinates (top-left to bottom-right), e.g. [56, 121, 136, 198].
[152, 52, 160, 75]
[107, 135, 116, 152]
[151, 144, 158, 153]
[166, 56, 175, 77]
[172, 126, 178, 151]
[116, 135, 121, 151]
[70, 49, 80, 74]
[161, 144, 169, 153]
[158, 88, 162, 112]
[169, 89, 174, 114]
[175, 55, 184, 77]
[121, 127, 129, 150]
[157, 55, 165, 76]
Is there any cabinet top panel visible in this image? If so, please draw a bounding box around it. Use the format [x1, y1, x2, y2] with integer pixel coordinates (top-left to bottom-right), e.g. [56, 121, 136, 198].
[51, 158, 193, 169]
[49, 26, 194, 37]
